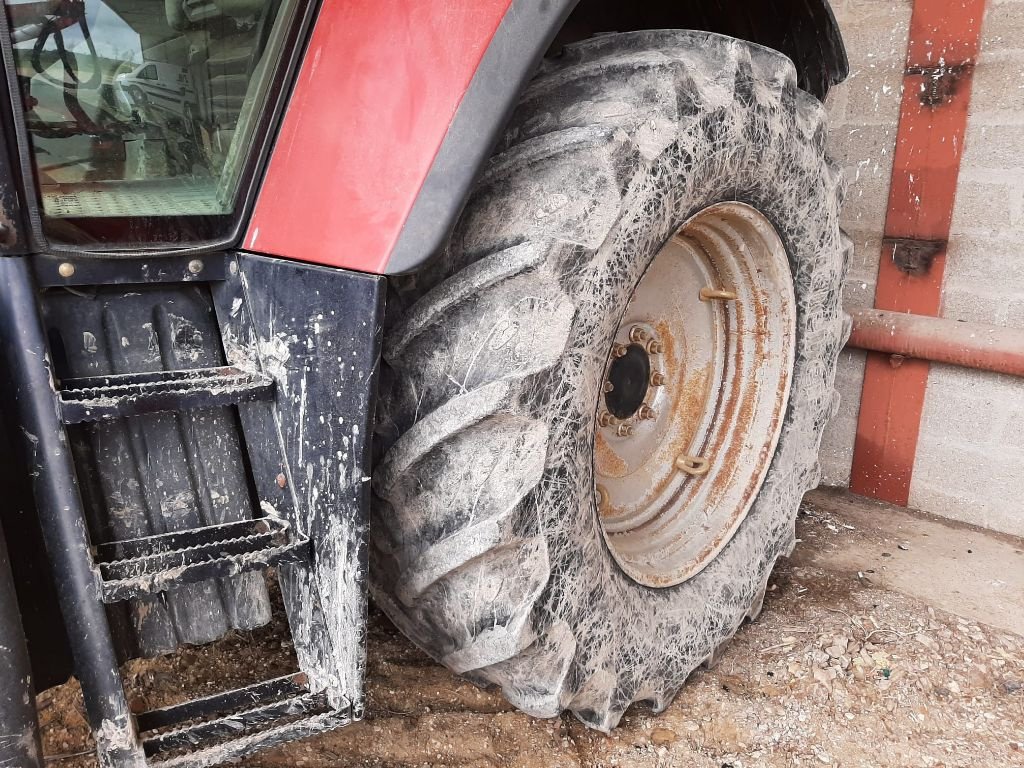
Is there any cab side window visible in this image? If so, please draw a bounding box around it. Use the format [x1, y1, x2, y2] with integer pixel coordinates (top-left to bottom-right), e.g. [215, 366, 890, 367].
[3, 0, 301, 246]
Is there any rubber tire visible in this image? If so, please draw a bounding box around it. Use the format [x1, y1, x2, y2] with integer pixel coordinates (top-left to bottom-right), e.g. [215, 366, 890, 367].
[372, 30, 850, 730]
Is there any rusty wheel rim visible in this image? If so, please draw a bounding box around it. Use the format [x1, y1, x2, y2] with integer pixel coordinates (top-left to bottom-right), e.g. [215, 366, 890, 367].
[594, 202, 797, 588]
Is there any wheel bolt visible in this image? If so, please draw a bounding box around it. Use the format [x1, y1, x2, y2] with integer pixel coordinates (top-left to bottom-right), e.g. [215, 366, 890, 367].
[676, 454, 710, 476]
[616, 424, 634, 438]
[638, 404, 656, 421]
[598, 411, 617, 428]
[645, 340, 664, 355]
[628, 326, 649, 343]
[650, 372, 666, 387]
[603, 381, 614, 393]
[596, 484, 613, 517]
[612, 343, 628, 358]
[700, 287, 738, 302]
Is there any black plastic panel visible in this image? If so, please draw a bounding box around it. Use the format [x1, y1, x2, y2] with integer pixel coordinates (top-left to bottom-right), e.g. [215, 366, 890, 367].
[552, 0, 849, 100]
[1, 252, 380, 765]
[42, 283, 273, 657]
[212, 252, 384, 716]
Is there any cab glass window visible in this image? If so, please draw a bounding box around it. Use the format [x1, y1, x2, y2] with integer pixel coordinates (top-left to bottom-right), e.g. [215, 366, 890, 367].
[3, 0, 300, 247]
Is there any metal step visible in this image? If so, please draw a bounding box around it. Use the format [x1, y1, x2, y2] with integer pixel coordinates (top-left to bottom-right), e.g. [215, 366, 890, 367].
[136, 674, 309, 733]
[58, 366, 274, 424]
[137, 674, 349, 768]
[1, 254, 374, 767]
[94, 518, 310, 602]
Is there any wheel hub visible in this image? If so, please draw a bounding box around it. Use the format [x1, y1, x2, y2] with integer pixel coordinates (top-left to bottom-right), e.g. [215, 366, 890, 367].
[604, 342, 652, 419]
[593, 202, 797, 588]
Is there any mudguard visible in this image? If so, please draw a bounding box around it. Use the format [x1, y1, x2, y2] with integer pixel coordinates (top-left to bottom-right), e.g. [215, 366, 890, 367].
[245, 0, 848, 276]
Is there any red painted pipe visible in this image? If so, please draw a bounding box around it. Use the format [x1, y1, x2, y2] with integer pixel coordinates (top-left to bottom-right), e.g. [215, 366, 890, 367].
[847, 309, 1024, 378]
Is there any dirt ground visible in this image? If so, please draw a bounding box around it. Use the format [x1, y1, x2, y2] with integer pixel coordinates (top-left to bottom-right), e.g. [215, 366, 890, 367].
[37, 498, 1024, 768]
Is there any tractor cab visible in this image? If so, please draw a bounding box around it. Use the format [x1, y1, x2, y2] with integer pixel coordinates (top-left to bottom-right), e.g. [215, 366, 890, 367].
[0, 2, 373, 767]
[0, 1, 851, 767]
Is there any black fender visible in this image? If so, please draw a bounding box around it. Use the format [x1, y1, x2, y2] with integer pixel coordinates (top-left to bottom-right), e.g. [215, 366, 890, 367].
[387, 0, 848, 274]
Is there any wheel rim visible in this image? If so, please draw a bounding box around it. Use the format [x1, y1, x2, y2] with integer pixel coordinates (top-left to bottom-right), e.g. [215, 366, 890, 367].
[594, 202, 797, 588]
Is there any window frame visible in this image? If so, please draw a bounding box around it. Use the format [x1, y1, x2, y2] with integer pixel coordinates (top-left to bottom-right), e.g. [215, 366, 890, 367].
[0, 0, 318, 258]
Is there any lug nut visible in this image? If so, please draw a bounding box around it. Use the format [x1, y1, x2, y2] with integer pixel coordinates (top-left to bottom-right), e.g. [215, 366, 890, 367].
[638, 404, 656, 421]
[612, 343, 628, 358]
[598, 411, 617, 428]
[628, 326, 649, 343]
[603, 381, 614, 393]
[616, 424, 634, 438]
[650, 372, 666, 387]
[645, 340, 664, 355]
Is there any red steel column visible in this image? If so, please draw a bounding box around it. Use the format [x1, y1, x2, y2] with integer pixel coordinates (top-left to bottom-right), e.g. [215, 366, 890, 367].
[849, 0, 988, 504]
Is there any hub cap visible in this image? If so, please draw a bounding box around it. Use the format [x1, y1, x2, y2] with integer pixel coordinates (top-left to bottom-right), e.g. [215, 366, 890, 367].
[594, 203, 797, 588]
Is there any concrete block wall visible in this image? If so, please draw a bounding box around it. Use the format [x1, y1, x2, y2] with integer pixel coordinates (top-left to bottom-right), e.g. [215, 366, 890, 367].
[818, 0, 1024, 536]
[818, 0, 911, 489]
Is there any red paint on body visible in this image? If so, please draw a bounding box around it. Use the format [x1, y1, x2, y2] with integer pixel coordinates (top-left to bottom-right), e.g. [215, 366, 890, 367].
[245, 0, 513, 273]
[850, 0, 987, 505]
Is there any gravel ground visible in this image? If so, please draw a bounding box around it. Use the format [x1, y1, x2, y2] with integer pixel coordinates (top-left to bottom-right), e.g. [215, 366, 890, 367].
[37, 508, 1024, 768]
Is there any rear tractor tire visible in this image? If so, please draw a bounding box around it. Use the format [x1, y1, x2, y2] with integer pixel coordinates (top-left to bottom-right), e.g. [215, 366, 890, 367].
[372, 30, 850, 730]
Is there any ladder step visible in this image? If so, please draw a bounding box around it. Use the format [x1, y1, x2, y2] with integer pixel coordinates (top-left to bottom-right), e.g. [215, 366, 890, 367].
[96, 518, 310, 602]
[142, 692, 345, 762]
[136, 673, 309, 733]
[148, 710, 348, 768]
[93, 518, 276, 562]
[58, 366, 274, 424]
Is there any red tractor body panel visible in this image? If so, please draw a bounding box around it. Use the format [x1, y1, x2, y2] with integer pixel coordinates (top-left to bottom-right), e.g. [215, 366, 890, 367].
[245, 0, 512, 274]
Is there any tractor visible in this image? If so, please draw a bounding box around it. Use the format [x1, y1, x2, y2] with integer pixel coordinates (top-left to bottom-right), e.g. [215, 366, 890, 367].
[0, 0, 850, 765]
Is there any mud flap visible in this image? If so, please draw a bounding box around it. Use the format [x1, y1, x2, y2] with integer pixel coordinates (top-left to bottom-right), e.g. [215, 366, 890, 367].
[211, 252, 383, 710]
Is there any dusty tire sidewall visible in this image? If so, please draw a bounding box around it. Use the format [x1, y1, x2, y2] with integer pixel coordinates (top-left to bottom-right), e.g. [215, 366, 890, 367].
[520, 96, 845, 702]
